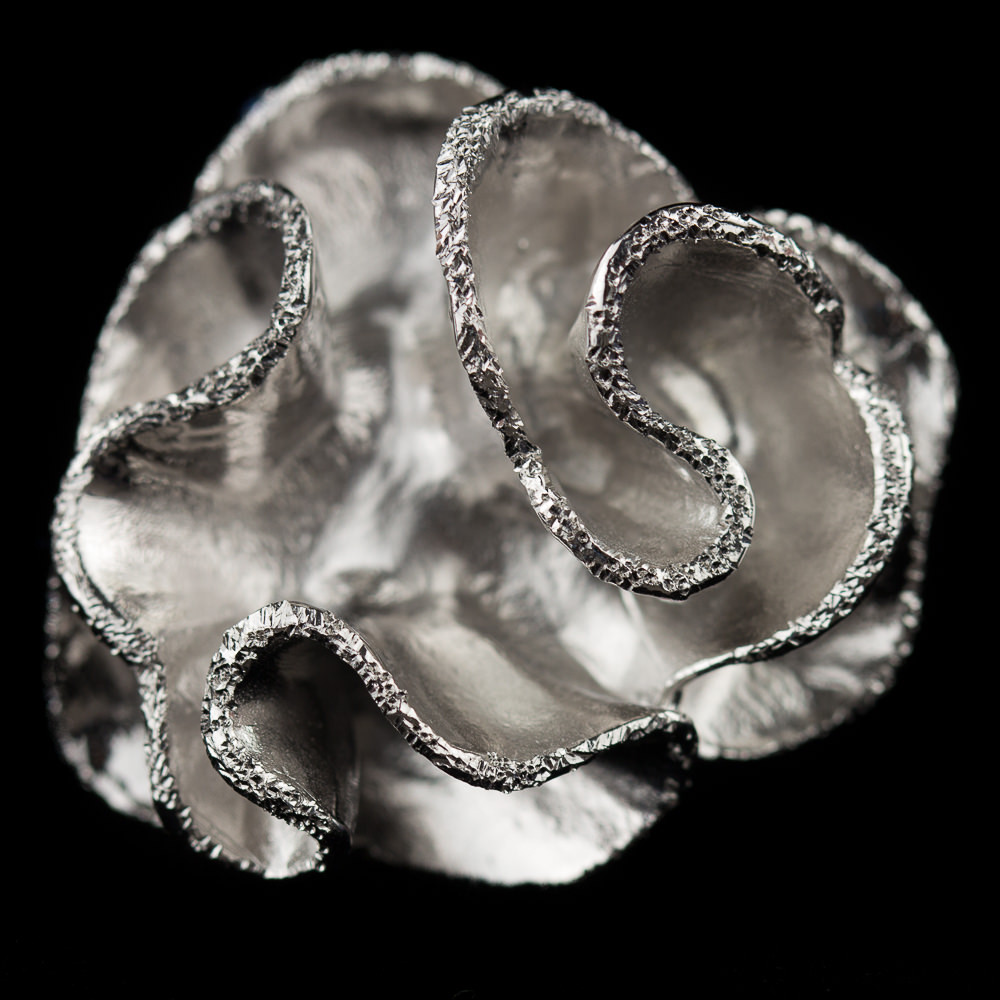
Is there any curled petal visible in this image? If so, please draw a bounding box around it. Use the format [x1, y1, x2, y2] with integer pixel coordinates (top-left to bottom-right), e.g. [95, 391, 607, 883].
[564, 204, 912, 743]
[54, 180, 337, 874]
[434, 90, 754, 598]
[202, 600, 695, 837]
[675, 211, 956, 757]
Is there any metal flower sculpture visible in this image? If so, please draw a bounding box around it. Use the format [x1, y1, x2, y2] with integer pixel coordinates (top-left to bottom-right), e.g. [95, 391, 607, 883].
[47, 53, 956, 883]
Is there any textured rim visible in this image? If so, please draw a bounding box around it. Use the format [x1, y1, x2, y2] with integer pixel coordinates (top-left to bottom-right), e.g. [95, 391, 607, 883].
[584, 204, 912, 696]
[434, 90, 755, 600]
[52, 179, 314, 669]
[203, 602, 697, 834]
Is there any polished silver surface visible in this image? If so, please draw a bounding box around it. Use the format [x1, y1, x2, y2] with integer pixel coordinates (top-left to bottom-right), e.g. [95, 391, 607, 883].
[678, 209, 958, 757]
[47, 53, 955, 883]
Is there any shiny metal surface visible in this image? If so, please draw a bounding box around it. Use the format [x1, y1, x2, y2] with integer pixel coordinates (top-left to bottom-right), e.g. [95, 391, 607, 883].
[679, 211, 958, 755]
[47, 52, 955, 883]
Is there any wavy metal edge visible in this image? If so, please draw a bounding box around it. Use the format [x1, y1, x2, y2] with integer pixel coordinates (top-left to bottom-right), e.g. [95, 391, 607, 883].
[587, 204, 913, 695]
[202, 601, 696, 830]
[52, 180, 314, 669]
[434, 90, 755, 600]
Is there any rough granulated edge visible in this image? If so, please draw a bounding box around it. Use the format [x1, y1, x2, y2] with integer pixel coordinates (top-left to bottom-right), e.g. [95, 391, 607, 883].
[202, 601, 698, 848]
[52, 180, 313, 669]
[613, 206, 912, 696]
[433, 91, 757, 600]
[588, 203, 848, 598]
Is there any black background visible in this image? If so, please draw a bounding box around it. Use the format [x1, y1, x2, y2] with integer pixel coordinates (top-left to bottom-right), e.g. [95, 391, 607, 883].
[22, 19, 982, 998]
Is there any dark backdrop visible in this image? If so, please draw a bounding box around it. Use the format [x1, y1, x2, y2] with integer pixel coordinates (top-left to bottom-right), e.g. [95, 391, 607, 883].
[23, 20, 981, 997]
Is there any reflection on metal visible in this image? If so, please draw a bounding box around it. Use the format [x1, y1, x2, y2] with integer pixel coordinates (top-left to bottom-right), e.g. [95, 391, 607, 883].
[47, 53, 957, 883]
